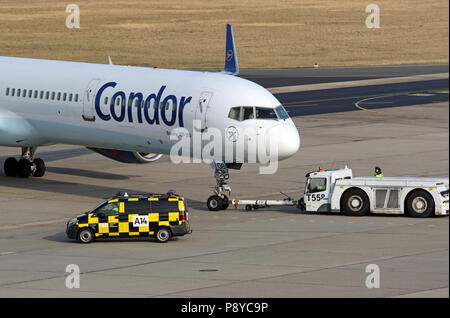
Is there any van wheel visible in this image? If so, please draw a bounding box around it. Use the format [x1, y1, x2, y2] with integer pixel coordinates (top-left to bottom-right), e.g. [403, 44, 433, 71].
[342, 188, 369, 216]
[155, 227, 171, 243]
[406, 190, 434, 218]
[77, 228, 94, 243]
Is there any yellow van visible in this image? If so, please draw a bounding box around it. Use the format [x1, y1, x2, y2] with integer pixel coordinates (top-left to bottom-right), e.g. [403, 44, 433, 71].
[66, 192, 191, 243]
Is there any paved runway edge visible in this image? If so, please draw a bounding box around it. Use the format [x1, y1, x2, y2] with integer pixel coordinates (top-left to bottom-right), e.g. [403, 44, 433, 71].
[268, 72, 449, 94]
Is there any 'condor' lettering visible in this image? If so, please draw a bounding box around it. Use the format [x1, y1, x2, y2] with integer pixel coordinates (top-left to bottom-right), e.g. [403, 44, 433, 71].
[94, 82, 192, 127]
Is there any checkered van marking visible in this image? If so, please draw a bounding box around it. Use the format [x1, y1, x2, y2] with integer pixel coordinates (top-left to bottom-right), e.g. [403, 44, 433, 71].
[78, 196, 186, 238]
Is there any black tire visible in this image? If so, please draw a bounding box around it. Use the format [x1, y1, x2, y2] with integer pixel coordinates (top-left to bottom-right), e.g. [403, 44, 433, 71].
[32, 158, 46, 177]
[207, 195, 223, 211]
[77, 228, 95, 243]
[155, 227, 171, 243]
[405, 190, 434, 218]
[4, 157, 18, 177]
[17, 159, 32, 178]
[245, 205, 252, 211]
[341, 188, 370, 216]
[221, 195, 229, 210]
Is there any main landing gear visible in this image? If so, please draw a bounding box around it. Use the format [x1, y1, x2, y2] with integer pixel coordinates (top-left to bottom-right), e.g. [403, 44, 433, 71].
[206, 161, 231, 211]
[3, 147, 46, 178]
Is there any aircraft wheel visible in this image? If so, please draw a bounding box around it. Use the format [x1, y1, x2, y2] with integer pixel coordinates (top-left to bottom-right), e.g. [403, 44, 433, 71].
[221, 195, 229, 210]
[32, 158, 46, 177]
[207, 195, 223, 211]
[4, 157, 18, 177]
[17, 159, 32, 178]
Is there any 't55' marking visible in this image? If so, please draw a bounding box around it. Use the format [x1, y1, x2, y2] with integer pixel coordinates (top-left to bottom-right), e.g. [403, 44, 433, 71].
[306, 193, 326, 201]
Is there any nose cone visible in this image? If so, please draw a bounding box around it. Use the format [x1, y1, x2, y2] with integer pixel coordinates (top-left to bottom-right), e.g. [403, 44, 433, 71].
[269, 123, 301, 160]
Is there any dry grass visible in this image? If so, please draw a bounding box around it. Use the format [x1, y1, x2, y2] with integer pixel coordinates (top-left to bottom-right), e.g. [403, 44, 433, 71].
[0, 0, 448, 69]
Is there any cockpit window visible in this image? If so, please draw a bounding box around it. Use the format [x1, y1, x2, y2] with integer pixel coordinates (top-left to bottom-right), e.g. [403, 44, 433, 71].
[229, 106, 281, 121]
[228, 107, 241, 121]
[243, 107, 254, 120]
[255, 107, 278, 119]
[275, 105, 289, 120]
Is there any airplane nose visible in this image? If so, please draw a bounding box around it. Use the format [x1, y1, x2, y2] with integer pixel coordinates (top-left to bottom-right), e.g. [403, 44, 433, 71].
[268, 123, 300, 160]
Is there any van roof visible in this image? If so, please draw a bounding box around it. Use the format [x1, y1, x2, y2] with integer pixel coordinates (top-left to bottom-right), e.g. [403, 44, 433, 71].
[109, 192, 182, 200]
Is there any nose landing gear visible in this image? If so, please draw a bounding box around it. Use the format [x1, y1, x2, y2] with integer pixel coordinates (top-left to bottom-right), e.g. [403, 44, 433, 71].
[206, 161, 231, 211]
[3, 147, 46, 178]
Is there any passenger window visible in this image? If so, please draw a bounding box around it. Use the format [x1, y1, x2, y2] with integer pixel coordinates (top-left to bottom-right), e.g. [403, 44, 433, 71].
[307, 178, 327, 193]
[57, 92, 61, 101]
[243, 107, 254, 120]
[63, 93, 67, 101]
[17, 89, 21, 97]
[255, 107, 278, 120]
[75, 94, 79, 102]
[28, 90, 32, 98]
[125, 200, 151, 214]
[34, 90, 38, 98]
[6, 88, 9, 96]
[45, 91, 49, 99]
[228, 107, 241, 121]
[96, 202, 119, 216]
[151, 200, 179, 213]
[40, 91, 44, 99]
[104, 97, 108, 105]
[11, 88, 15, 96]
[22, 89, 26, 97]
[69, 93, 73, 102]
[51, 92, 55, 100]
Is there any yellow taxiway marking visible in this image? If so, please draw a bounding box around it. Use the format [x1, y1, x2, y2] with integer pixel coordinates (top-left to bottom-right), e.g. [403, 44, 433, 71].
[354, 89, 446, 113]
[408, 93, 435, 97]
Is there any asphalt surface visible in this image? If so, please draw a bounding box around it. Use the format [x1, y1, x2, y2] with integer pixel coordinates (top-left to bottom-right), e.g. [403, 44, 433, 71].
[275, 79, 449, 117]
[240, 64, 449, 87]
[0, 65, 448, 298]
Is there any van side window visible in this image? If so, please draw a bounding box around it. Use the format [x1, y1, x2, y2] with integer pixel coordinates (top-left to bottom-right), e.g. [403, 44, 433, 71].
[125, 200, 151, 214]
[151, 200, 179, 213]
[95, 202, 119, 216]
[308, 178, 327, 193]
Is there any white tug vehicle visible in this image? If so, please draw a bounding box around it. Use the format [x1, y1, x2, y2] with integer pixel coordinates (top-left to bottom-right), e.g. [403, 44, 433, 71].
[230, 166, 449, 218]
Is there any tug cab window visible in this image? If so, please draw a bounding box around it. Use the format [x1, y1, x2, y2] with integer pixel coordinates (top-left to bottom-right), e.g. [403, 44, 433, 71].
[307, 178, 327, 193]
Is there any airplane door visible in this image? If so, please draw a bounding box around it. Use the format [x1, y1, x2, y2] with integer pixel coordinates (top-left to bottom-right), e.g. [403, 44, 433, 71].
[195, 91, 213, 132]
[82, 79, 101, 121]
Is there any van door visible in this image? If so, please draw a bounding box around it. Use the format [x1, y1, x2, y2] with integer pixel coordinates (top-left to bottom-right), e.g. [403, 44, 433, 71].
[195, 91, 213, 132]
[82, 79, 101, 121]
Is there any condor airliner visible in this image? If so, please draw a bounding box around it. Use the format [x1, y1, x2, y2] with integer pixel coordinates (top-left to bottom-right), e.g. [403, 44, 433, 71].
[0, 25, 300, 181]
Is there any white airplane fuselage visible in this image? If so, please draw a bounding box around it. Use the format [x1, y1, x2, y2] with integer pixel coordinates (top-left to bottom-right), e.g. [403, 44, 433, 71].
[0, 56, 300, 163]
